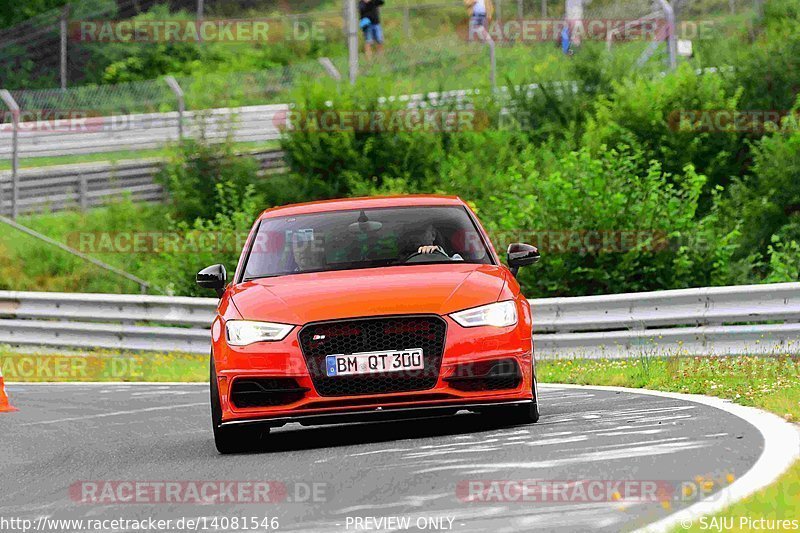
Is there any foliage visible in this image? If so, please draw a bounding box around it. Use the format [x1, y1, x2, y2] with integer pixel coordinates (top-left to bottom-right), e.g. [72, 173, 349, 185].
[582, 64, 745, 201]
[144, 181, 262, 297]
[155, 128, 261, 223]
[731, 0, 800, 113]
[0, 199, 165, 294]
[0, 0, 67, 28]
[719, 123, 800, 257]
[280, 79, 455, 199]
[443, 145, 735, 296]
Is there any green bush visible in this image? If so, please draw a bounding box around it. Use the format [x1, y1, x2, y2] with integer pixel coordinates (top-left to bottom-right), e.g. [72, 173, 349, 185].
[440, 144, 742, 296]
[144, 182, 262, 297]
[762, 235, 800, 283]
[156, 131, 261, 224]
[280, 79, 456, 199]
[716, 117, 800, 260]
[581, 64, 744, 201]
[732, 0, 800, 112]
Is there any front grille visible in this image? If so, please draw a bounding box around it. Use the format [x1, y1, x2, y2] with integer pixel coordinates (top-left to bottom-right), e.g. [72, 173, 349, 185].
[298, 316, 447, 397]
[230, 378, 308, 408]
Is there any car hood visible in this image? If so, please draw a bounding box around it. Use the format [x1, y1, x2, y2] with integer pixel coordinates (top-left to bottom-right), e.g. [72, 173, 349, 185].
[230, 264, 508, 325]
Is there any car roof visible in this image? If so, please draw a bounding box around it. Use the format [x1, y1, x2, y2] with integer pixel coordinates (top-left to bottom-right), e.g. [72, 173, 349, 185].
[258, 195, 467, 219]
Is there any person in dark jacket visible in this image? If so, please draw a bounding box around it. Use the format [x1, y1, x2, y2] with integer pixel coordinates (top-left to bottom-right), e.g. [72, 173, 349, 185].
[358, 0, 385, 59]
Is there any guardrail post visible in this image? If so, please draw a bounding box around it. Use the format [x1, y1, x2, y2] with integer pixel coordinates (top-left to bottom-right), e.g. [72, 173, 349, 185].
[403, 5, 411, 37]
[0, 90, 20, 220]
[79, 173, 88, 211]
[164, 76, 186, 140]
[61, 4, 70, 90]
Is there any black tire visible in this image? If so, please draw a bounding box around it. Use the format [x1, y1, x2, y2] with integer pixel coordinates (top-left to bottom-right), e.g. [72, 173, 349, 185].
[210, 355, 269, 454]
[489, 371, 541, 425]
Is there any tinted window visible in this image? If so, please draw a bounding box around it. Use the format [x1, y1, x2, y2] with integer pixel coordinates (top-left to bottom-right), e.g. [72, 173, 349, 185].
[242, 206, 492, 279]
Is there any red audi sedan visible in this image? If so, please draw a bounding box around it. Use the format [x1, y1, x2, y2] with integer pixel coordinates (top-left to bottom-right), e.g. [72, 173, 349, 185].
[197, 195, 540, 453]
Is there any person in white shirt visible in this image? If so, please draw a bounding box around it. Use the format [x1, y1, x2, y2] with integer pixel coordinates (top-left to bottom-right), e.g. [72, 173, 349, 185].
[465, 0, 493, 41]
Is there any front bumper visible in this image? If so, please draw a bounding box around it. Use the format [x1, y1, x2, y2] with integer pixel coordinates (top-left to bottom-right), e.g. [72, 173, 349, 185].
[221, 400, 534, 428]
[212, 314, 534, 425]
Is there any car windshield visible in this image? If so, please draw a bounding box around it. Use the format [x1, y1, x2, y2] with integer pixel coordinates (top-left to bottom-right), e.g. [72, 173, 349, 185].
[242, 205, 493, 280]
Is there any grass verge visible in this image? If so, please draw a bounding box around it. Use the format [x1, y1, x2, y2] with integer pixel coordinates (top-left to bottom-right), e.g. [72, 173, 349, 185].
[0, 347, 207, 382]
[538, 355, 800, 532]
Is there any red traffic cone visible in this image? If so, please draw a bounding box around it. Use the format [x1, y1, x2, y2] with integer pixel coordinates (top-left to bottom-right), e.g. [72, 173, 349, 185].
[0, 368, 17, 412]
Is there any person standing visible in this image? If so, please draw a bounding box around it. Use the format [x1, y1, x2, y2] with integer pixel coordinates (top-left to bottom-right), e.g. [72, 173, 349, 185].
[465, 0, 493, 41]
[565, 0, 583, 47]
[358, 0, 385, 60]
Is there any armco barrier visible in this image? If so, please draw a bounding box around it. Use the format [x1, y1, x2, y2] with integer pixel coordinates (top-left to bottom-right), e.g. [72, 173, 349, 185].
[0, 148, 287, 216]
[0, 282, 799, 357]
[0, 104, 288, 160]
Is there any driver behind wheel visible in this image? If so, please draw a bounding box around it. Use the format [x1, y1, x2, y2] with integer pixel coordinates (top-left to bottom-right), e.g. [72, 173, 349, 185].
[415, 224, 464, 261]
[291, 231, 326, 272]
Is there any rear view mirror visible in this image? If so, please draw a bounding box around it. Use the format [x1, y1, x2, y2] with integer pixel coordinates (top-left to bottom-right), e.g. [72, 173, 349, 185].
[196, 264, 227, 297]
[507, 243, 540, 277]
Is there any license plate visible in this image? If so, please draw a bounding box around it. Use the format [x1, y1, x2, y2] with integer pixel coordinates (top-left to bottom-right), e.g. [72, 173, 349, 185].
[326, 348, 424, 377]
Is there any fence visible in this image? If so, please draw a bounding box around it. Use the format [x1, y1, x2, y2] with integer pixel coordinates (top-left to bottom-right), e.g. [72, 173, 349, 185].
[0, 148, 286, 217]
[1, 282, 798, 357]
[2, 0, 756, 90]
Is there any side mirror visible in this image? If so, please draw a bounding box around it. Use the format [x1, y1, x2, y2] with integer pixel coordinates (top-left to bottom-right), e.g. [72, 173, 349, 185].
[507, 243, 540, 277]
[196, 264, 227, 297]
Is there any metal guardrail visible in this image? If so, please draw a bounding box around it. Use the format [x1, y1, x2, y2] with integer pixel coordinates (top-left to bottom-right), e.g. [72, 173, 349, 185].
[0, 291, 216, 353]
[1, 282, 799, 357]
[0, 104, 288, 159]
[0, 148, 287, 216]
[533, 283, 800, 358]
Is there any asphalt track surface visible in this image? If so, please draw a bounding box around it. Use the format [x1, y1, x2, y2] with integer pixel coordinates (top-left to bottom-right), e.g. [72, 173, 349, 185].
[0, 383, 764, 533]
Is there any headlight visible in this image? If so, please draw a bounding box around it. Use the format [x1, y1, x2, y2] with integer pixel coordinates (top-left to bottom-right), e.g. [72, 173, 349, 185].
[225, 320, 294, 346]
[450, 301, 518, 328]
